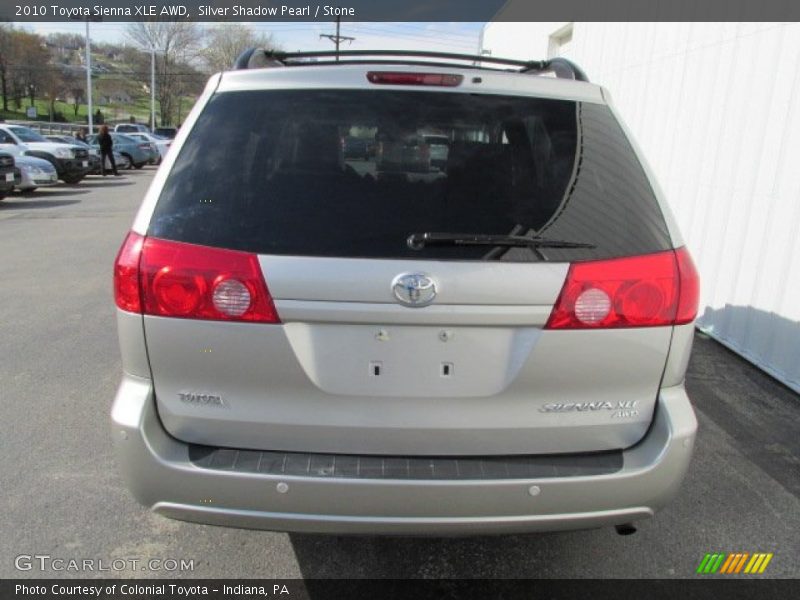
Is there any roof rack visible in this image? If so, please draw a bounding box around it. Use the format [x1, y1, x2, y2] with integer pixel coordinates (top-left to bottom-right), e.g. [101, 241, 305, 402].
[232, 49, 589, 82]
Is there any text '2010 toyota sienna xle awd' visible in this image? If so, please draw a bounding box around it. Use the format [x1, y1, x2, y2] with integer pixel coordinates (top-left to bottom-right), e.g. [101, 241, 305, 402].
[111, 50, 699, 535]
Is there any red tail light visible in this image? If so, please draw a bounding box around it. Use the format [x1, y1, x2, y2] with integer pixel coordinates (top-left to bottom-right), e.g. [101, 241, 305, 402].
[113, 233, 280, 323]
[674, 247, 700, 324]
[545, 248, 699, 329]
[114, 232, 144, 313]
[367, 71, 463, 87]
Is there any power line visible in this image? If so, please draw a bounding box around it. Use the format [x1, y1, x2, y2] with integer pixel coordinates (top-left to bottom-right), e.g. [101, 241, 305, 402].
[351, 22, 481, 43]
[343, 28, 478, 51]
[6, 64, 204, 76]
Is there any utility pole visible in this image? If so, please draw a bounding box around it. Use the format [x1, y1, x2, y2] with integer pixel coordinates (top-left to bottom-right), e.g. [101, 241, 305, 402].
[150, 46, 156, 131]
[319, 15, 354, 61]
[85, 19, 93, 133]
[73, 15, 101, 133]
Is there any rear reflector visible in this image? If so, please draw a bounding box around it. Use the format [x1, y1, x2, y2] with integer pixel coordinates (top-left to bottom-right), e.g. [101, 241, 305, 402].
[113, 233, 280, 323]
[545, 248, 699, 329]
[366, 71, 463, 87]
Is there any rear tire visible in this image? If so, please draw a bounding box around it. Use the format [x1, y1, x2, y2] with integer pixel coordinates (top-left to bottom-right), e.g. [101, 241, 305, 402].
[21, 188, 37, 195]
[121, 154, 134, 170]
[134, 162, 144, 170]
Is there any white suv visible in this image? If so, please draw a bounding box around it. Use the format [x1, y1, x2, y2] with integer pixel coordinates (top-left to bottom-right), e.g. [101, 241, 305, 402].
[112, 50, 699, 535]
[0, 125, 91, 184]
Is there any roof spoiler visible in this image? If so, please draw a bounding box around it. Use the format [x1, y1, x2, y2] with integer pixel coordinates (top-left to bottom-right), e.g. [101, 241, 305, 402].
[233, 49, 589, 82]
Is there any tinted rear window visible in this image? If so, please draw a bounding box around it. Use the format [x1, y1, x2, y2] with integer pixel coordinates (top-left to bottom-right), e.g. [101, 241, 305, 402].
[150, 89, 671, 261]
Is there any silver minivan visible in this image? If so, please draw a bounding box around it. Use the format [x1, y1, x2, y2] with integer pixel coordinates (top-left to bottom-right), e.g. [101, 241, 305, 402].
[112, 50, 699, 535]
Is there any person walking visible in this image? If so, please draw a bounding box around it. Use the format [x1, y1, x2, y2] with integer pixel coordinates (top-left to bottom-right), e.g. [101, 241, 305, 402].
[97, 125, 120, 176]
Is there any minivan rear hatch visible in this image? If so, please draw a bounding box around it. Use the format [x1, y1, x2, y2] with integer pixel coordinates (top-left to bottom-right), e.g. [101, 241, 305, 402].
[140, 84, 676, 456]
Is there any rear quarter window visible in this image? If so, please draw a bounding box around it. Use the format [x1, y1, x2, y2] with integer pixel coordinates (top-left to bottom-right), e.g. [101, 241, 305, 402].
[149, 89, 671, 262]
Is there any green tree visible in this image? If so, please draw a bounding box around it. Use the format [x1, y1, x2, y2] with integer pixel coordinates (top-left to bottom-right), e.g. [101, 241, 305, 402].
[8, 30, 50, 107]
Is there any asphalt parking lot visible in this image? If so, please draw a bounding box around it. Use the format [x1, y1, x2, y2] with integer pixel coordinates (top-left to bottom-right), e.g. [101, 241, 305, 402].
[1, 170, 798, 579]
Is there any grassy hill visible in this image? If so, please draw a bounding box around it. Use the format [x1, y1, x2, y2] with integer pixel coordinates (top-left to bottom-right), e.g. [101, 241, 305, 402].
[1, 44, 201, 127]
[0, 94, 197, 126]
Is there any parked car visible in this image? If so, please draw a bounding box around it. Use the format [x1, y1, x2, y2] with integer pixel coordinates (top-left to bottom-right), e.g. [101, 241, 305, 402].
[114, 123, 151, 134]
[0, 125, 91, 184]
[377, 133, 431, 173]
[126, 132, 170, 164]
[112, 50, 699, 536]
[47, 136, 133, 172]
[87, 133, 149, 169]
[13, 154, 59, 192]
[0, 152, 15, 200]
[154, 127, 178, 139]
[45, 135, 101, 174]
[44, 135, 75, 143]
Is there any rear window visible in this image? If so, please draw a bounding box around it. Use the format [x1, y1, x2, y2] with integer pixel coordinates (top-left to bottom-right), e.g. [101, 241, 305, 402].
[150, 89, 671, 261]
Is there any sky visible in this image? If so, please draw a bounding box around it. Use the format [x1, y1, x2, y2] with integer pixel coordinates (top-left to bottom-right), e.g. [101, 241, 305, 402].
[21, 21, 485, 54]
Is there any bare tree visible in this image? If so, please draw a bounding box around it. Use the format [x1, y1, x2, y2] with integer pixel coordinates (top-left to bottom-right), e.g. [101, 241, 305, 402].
[61, 68, 84, 117]
[202, 24, 279, 73]
[42, 66, 66, 120]
[125, 22, 202, 125]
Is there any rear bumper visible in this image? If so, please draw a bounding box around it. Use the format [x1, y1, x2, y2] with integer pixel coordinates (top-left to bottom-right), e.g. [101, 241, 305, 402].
[111, 378, 697, 534]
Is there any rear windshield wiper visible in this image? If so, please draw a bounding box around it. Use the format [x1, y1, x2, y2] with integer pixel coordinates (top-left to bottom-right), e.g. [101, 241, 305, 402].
[407, 232, 596, 251]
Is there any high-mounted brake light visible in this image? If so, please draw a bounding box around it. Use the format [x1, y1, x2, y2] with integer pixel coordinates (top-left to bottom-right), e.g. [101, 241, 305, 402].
[545, 248, 699, 329]
[113, 233, 280, 323]
[366, 71, 463, 87]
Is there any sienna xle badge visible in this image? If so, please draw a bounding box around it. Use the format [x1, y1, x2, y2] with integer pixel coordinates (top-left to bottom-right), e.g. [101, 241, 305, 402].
[112, 49, 699, 535]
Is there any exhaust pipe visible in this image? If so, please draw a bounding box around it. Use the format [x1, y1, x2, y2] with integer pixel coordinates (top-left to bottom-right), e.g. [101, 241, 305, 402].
[615, 523, 637, 536]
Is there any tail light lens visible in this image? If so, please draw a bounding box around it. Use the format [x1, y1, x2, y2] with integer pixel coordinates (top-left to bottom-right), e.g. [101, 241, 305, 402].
[545, 248, 699, 329]
[367, 72, 463, 87]
[113, 233, 280, 323]
[674, 247, 700, 324]
[114, 232, 145, 313]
